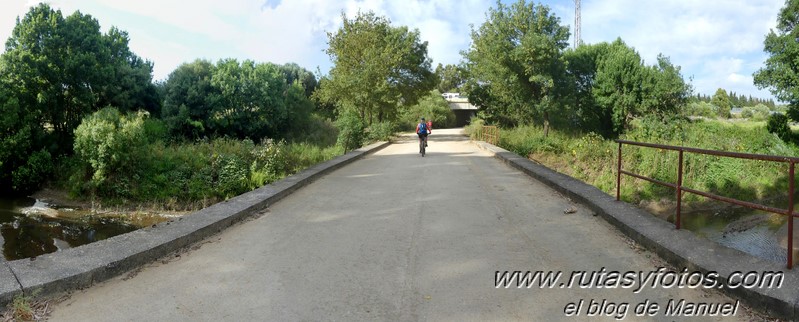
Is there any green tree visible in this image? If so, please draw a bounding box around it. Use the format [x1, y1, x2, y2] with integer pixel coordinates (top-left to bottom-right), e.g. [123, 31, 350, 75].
[767, 113, 793, 143]
[434, 63, 465, 93]
[754, 0, 799, 122]
[161, 59, 220, 139]
[711, 88, 732, 118]
[0, 80, 51, 193]
[563, 42, 611, 135]
[0, 3, 158, 193]
[400, 90, 457, 130]
[95, 27, 160, 115]
[591, 40, 647, 135]
[641, 55, 692, 118]
[315, 11, 435, 125]
[563, 40, 690, 137]
[462, 0, 571, 135]
[279, 63, 318, 97]
[162, 59, 313, 141]
[210, 59, 288, 140]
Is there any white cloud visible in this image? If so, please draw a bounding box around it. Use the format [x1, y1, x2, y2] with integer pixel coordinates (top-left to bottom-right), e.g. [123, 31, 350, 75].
[0, 0, 787, 100]
[579, 0, 782, 98]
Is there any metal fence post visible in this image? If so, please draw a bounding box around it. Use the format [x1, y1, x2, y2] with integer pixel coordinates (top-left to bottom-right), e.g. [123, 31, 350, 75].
[616, 142, 622, 201]
[789, 162, 795, 269]
[676, 150, 684, 230]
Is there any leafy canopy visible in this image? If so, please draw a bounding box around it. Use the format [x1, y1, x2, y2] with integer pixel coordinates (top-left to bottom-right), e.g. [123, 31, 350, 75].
[462, 0, 570, 130]
[754, 0, 799, 120]
[0, 3, 157, 193]
[315, 11, 435, 125]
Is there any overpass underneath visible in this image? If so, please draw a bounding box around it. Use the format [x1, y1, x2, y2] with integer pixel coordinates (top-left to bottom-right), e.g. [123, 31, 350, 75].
[445, 96, 478, 127]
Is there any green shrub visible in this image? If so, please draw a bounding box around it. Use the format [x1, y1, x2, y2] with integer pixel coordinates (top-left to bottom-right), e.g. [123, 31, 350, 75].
[686, 101, 715, 118]
[767, 113, 793, 143]
[464, 117, 485, 138]
[73, 107, 148, 188]
[336, 111, 366, 152]
[143, 118, 169, 143]
[400, 90, 456, 131]
[741, 104, 771, 122]
[289, 114, 338, 147]
[11, 149, 53, 192]
[249, 139, 286, 187]
[366, 121, 397, 141]
[213, 154, 249, 199]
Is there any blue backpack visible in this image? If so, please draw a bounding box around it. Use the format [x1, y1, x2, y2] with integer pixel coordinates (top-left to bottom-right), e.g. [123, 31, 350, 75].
[419, 122, 428, 134]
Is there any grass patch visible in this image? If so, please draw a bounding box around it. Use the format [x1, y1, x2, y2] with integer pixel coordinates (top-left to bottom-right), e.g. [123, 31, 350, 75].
[480, 118, 799, 209]
[1, 292, 51, 321]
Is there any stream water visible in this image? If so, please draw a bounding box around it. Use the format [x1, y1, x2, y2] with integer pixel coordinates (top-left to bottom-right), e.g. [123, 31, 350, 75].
[0, 197, 170, 261]
[676, 206, 789, 263]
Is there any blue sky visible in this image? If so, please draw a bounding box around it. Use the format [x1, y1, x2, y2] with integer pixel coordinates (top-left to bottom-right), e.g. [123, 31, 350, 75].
[0, 0, 785, 100]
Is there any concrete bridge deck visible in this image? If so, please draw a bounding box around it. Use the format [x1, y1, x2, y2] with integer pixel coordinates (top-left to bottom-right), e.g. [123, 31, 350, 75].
[49, 129, 760, 321]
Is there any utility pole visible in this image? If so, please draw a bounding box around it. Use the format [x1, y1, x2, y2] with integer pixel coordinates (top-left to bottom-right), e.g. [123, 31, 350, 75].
[574, 0, 581, 48]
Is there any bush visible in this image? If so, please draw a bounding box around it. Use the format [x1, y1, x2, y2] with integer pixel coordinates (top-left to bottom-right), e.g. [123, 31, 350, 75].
[336, 111, 366, 152]
[741, 104, 771, 122]
[73, 107, 148, 187]
[143, 118, 169, 143]
[213, 154, 249, 199]
[767, 113, 793, 143]
[11, 149, 53, 193]
[366, 121, 397, 141]
[249, 139, 286, 187]
[400, 90, 456, 131]
[288, 114, 338, 147]
[464, 117, 485, 138]
[685, 101, 715, 118]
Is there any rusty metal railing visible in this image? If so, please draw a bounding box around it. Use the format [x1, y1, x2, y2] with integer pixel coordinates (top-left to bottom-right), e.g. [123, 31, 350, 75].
[615, 139, 799, 268]
[480, 126, 499, 145]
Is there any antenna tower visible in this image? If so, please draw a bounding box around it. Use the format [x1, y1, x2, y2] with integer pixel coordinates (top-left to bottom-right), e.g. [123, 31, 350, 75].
[574, 0, 581, 48]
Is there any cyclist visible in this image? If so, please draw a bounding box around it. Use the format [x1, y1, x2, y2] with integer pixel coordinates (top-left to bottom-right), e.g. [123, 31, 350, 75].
[417, 117, 429, 153]
[425, 119, 432, 147]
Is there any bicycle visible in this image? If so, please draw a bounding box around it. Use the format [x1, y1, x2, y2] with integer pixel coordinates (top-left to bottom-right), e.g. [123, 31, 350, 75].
[419, 134, 426, 157]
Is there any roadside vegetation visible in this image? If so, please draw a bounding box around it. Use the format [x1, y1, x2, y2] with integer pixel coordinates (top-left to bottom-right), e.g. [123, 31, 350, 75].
[468, 117, 798, 212]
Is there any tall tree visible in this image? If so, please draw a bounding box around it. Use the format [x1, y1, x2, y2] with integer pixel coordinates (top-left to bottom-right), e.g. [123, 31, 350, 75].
[462, 0, 571, 135]
[591, 39, 647, 135]
[161, 59, 220, 139]
[711, 88, 732, 118]
[315, 11, 435, 125]
[162, 59, 307, 141]
[564, 39, 690, 137]
[279, 63, 318, 98]
[210, 59, 288, 140]
[754, 0, 799, 121]
[434, 63, 465, 93]
[0, 3, 158, 193]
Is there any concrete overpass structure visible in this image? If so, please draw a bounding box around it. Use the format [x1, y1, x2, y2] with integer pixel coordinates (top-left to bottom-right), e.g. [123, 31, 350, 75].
[444, 95, 478, 127]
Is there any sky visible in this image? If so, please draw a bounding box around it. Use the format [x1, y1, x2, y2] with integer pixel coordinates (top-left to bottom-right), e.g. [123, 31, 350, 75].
[0, 0, 786, 100]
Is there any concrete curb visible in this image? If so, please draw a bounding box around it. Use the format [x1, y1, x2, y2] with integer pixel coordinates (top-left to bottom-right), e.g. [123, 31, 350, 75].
[0, 141, 391, 308]
[473, 140, 799, 320]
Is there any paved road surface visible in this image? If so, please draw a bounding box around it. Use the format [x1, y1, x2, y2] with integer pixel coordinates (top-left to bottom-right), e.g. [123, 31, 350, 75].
[50, 129, 754, 321]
